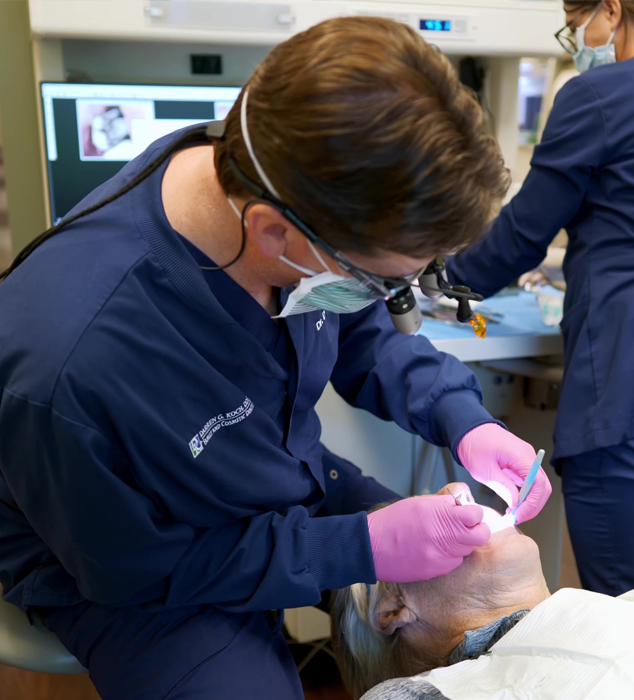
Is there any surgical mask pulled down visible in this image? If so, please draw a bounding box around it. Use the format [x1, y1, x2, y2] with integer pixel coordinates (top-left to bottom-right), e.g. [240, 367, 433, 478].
[574, 5, 618, 73]
[227, 197, 377, 318]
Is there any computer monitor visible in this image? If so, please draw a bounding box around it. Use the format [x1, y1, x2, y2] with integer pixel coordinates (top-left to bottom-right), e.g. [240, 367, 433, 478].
[40, 82, 242, 224]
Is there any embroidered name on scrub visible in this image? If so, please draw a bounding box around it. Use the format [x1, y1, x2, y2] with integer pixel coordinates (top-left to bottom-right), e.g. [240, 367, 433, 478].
[189, 397, 255, 457]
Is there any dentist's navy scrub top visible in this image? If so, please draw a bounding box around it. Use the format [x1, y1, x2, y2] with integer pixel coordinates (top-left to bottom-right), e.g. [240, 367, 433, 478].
[0, 128, 497, 619]
[448, 59, 634, 467]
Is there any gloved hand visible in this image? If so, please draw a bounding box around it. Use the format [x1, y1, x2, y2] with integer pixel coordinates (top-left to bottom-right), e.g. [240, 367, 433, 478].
[367, 495, 490, 583]
[457, 423, 552, 524]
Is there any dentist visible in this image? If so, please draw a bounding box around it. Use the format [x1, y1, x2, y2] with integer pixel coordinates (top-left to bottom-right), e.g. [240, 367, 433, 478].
[0, 17, 550, 700]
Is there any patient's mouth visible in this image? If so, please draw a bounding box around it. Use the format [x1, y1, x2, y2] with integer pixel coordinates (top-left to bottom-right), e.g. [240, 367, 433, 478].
[481, 506, 516, 535]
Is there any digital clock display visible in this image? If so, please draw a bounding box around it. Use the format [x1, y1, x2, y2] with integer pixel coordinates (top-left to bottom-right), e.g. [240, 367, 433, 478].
[420, 19, 452, 32]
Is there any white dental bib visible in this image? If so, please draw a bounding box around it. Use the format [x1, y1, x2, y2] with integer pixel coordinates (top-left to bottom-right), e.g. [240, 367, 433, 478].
[419, 588, 634, 700]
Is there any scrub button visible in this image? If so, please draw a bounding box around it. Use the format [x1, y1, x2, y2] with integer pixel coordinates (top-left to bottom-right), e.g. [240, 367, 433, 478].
[329, 469, 339, 480]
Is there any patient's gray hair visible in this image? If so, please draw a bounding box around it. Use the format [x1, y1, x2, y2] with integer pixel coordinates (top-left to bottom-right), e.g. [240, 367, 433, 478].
[331, 580, 450, 699]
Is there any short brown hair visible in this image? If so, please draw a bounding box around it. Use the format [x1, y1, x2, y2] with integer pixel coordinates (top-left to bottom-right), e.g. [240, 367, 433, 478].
[214, 16, 509, 258]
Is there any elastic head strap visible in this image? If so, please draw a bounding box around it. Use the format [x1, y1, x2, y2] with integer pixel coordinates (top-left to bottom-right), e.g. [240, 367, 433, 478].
[240, 88, 283, 200]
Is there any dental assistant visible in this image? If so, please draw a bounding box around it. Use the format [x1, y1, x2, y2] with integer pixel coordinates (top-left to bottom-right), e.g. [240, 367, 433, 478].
[0, 18, 550, 700]
[447, 0, 634, 596]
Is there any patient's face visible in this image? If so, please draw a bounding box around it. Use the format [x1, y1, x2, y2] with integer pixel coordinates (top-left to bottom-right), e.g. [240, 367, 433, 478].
[374, 483, 550, 656]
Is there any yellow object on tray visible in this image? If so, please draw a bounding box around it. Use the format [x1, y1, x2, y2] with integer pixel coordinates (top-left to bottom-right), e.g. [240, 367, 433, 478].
[469, 313, 487, 338]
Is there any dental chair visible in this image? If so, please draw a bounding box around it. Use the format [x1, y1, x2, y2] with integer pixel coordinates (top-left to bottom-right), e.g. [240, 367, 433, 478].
[0, 585, 86, 673]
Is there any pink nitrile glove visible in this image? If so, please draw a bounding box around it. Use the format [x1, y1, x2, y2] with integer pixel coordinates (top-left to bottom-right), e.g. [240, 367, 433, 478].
[367, 495, 490, 583]
[457, 423, 552, 525]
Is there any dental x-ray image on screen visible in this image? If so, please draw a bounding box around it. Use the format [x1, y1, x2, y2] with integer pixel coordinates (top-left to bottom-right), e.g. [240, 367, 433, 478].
[41, 82, 241, 223]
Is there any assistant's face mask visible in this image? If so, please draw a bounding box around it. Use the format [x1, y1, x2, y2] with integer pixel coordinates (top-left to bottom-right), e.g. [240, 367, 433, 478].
[574, 5, 618, 73]
[227, 197, 377, 318]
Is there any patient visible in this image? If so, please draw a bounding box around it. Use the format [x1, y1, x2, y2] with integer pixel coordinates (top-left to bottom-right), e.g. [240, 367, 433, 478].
[331, 483, 634, 699]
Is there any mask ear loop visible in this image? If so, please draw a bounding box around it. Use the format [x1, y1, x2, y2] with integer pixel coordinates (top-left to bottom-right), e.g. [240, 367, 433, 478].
[278, 255, 319, 277]
[581, 4, 600, 29]
[242, 90, 336, 278]
[278, 237, 338, 278]
[607, 23, 618, 45]
[576, 3, 603, 41]
[229, 197, 321, 277]
[305, 238, 335, 273]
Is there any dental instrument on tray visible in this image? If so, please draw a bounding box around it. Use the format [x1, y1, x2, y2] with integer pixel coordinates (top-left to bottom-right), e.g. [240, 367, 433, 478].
[421, 308, 502, 326]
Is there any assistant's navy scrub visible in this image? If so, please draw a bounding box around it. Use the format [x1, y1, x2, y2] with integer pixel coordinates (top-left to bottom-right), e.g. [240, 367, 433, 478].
[447, 59, 634, 596]
[0, 129, 499, 699]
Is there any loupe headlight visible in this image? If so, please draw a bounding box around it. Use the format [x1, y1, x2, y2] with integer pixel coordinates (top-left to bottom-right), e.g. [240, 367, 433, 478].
[385, 287, 423, 335]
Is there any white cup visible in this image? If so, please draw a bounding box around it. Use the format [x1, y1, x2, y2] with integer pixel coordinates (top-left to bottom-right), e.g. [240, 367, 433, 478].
[536, 292, 564, 327]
